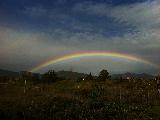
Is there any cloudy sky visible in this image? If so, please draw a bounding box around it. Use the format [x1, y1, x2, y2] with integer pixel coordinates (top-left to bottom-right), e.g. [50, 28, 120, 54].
[0, 0, 160, 74]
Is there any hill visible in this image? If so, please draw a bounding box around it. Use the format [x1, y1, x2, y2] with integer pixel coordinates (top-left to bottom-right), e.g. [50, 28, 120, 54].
[0, 69, 155, 80]
[56, 70, 88, 80]
[0, 69, 18, 77]
[111, 72, 154, 80]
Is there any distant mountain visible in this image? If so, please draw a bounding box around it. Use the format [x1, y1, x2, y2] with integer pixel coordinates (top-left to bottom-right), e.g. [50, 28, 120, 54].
[111, 72, 154, 80]
[0, 69, 155, 80]
[56, 70, 88, 80]
[0, 69, 18, 77]
[0, 69, 88, 80]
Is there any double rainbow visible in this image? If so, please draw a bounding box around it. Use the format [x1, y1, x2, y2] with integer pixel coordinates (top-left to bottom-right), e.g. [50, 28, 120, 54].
[30, 51, 158, 72]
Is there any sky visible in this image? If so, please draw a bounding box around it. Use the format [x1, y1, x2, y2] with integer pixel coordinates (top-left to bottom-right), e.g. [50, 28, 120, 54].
[0, 0, 160, 74]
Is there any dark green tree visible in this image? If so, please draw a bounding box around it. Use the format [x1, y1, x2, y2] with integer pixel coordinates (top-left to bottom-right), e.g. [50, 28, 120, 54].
[85, 72, 94, 80]
[42, 70, 57, 83]
[155, 74, 160, 80]
[98, 69, 110, 81]
[32, 74, 40, 85]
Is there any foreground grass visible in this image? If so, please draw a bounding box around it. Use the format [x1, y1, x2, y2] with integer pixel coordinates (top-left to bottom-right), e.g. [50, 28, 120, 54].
[0, 80, 160, 120]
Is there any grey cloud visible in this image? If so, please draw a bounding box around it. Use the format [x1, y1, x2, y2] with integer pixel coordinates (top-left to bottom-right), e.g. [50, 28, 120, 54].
[0, 23, 159, 73]
[73, 1, 160, 28]
[72, 1, 160, 56]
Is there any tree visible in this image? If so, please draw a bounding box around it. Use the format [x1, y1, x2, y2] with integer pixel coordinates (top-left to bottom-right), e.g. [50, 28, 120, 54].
[98, 69, 110, 81]
[85, 72, 94, 80]
[42, 70, 57, 83]
[32, 73, 41, 85]
[155, 74, 160, 80]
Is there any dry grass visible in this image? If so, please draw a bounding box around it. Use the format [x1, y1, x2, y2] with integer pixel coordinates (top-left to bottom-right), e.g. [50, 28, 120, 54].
[0, 79, 160, 119]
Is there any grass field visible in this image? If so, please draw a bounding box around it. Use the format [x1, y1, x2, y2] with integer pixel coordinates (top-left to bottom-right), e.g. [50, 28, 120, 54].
[0, 79, 160, 120]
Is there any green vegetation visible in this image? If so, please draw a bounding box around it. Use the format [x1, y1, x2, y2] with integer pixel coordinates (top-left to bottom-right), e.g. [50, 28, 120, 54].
[0, 69, 160, 120]
[98, 69, 111, 81]
[42, 70, 57, 83]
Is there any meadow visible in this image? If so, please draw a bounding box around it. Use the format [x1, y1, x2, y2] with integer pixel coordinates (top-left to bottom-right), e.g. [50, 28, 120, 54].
[0, 78, 160, 120]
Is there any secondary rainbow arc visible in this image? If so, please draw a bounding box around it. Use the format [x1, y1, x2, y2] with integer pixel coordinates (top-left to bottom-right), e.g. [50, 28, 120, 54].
[30, 51, 158, 72]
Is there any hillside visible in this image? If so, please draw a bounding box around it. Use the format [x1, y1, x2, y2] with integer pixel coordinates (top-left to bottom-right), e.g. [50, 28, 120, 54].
[0, 69, 18, 77]
[0, 69, 155, 81]
[56, 70, 87, 80]
[111, 72, 154, 80]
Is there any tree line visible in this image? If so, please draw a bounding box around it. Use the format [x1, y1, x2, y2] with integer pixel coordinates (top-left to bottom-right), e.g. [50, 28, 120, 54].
[19, 69, 111, 84]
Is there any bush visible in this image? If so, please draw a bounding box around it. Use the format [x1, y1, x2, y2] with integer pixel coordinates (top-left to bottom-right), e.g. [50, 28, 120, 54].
[98, 69, 110, 81]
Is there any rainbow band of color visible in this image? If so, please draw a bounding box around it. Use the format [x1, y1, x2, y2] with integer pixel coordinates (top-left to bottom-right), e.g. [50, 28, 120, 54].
[30, 51, 158, 72]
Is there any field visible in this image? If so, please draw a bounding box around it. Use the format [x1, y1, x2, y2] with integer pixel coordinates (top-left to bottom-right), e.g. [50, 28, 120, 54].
[0, 79, 160, 120]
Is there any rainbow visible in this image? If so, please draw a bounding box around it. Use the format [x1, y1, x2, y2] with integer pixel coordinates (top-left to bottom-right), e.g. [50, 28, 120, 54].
[30, 51, 158, 72]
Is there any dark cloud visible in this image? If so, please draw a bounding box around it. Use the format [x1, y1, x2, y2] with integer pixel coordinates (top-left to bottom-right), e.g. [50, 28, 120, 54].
[0, 0, 159, 74]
